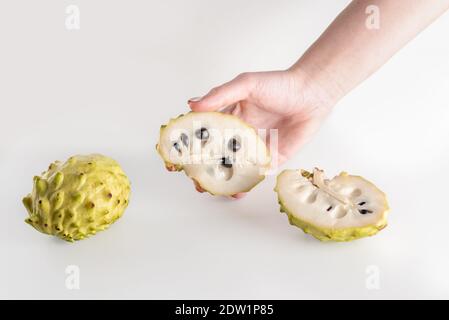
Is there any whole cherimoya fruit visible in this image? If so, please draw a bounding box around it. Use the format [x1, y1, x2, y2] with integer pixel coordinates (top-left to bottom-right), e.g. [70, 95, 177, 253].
[22, 154, 131, 242]
[156, 112, 271, 196]
[275, 168, 389, 242]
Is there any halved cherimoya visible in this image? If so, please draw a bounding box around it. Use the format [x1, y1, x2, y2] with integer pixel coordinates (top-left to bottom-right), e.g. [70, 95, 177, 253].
[157, 112, 271, 196]
[275, 168, 389, 242]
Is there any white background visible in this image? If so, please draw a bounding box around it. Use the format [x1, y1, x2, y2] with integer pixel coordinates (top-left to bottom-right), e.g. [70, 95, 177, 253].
[1, 0, 448, 299]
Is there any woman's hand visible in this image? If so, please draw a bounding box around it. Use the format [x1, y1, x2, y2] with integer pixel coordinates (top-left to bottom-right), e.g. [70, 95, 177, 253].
[188, 70, 336, 166]
[188, 70, 338, 199]
[188, 0, 449, 198]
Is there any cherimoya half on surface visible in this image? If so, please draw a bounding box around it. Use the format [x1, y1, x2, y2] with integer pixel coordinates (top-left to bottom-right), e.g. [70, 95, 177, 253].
[275, 168, 389, 242]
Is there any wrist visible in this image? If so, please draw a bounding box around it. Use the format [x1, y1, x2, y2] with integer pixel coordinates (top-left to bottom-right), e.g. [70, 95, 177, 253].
[288, 60, 345, 111]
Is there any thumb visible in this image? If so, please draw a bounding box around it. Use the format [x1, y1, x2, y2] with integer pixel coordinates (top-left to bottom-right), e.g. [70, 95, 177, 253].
[188, 73, 254, 112]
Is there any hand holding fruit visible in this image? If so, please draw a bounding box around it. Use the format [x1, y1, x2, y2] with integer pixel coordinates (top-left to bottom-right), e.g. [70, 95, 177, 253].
[188, 70, 335, 166]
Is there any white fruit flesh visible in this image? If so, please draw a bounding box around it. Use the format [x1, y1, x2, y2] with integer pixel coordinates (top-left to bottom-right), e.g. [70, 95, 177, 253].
[157, 112, 271, 195]
[275, 168, 389, 241]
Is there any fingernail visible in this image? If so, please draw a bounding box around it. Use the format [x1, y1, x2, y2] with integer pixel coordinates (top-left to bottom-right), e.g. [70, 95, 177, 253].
[188, 96, 202, 103]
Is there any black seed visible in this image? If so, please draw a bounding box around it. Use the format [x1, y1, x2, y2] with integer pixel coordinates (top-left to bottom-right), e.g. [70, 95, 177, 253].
[228, 138, 241, 152]
[38, 200, 42, 204]
[221, 157, 233, 168]
[44, 224, 48, 227]
[359, 209, 373, 215]
[180, 133, 189, 147]
[88, 162, 92, 165]
[117, 200, 121, 204]
[327, 206, 333, 212]
[107, 193, 112, 198]
[195, 128, 209, 141]
[358, 201, 366, 206]
[173, 142, 182, 153]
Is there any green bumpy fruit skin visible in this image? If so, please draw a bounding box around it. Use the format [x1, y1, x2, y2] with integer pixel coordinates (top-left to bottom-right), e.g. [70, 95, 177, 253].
[23, 154, 131, 242]
[278, 201, 387, 242]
